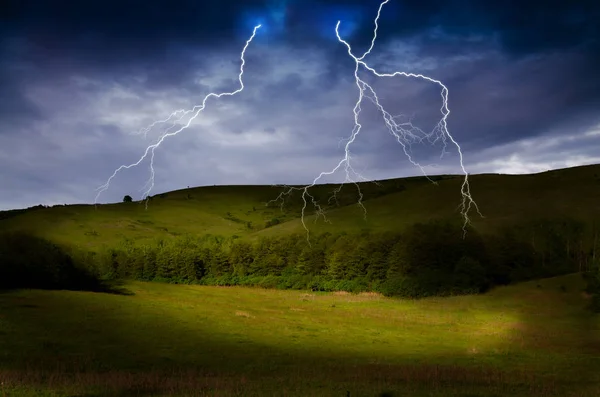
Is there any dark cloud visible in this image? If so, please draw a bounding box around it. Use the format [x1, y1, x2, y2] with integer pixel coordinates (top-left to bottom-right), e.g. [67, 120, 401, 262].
[2, 0, 597, 95]
[445, 50, 600, 148]
[369, 0, 599, 54]
[0, 82, 43, 131]
[3, 0, 596, 59]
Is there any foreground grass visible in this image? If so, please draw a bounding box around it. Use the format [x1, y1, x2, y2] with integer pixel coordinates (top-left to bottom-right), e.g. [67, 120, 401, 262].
[0, 274, 598, 396]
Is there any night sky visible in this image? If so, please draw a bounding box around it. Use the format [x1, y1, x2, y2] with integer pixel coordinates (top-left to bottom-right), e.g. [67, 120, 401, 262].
[1, 0, 599, 210]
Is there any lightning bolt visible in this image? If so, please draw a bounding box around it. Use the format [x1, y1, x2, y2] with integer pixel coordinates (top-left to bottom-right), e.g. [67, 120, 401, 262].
[94, 0, 480, 245]
[94, 24, 262, 206]
[269, 0, 482, 243]
[132, 109, 190, 139]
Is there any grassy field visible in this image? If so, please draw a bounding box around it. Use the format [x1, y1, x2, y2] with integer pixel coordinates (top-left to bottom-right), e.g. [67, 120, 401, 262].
[0, 273, 598, 396]
[3, 164, 600, 251]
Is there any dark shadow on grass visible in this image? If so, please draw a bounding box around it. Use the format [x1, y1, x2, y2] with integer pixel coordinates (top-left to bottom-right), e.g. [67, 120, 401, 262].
[496, 274, 600, 394]
[95, 280, 135, 296]
[0, 280, 134, 296]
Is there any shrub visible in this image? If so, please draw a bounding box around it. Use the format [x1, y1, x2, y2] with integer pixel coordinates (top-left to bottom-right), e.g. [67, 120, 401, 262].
[453, 256, 490, 293]
[379, 276, 420, 298]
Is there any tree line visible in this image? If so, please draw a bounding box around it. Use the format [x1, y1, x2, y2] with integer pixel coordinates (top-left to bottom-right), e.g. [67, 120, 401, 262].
[1, 218, 599, 308]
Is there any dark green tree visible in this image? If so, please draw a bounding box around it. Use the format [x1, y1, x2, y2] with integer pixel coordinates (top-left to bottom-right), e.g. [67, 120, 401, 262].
[229, 240, 254, 277]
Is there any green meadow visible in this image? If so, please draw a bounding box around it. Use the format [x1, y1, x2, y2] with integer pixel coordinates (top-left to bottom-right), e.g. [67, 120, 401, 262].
[1, 165, 600, 396]
[0, 274, 598, 396]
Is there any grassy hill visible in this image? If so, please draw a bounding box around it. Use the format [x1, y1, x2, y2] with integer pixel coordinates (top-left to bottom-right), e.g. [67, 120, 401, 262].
[0, 273, 597, 396]
[2, 163, 600, 251]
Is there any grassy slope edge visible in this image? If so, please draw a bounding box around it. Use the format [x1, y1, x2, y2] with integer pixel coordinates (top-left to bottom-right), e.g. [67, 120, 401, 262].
[1, 164, 600, 251]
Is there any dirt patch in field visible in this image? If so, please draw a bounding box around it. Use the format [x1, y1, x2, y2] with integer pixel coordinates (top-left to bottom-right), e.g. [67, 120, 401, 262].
[234, 311, 253, 318]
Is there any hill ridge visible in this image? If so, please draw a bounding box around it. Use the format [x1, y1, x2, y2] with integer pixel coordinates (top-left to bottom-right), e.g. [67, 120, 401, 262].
[1, 163, 599, 249]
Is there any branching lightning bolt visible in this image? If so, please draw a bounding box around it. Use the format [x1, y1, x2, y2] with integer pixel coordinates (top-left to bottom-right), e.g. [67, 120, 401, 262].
[94, 24, 262, 206]
[94, 0, 480, 245]
[269, 0, 482, 243]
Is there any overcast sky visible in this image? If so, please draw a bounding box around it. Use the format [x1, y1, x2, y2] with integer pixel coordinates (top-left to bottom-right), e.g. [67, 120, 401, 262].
[0, 0, 599, 210]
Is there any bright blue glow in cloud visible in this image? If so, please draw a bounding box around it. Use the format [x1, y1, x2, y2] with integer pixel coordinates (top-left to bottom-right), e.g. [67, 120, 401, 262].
[237, 0, 288, 40]
[240, 12, 271, 34]
[315, 5, 365, 41]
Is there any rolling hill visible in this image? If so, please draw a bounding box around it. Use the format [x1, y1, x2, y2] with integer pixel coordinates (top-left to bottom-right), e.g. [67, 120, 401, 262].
[2, 164, 600, 251]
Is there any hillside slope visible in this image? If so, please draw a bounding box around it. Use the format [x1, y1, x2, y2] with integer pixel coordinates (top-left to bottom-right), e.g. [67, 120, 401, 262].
[1, 164, 600, 250]
[258, 164, 600, 237]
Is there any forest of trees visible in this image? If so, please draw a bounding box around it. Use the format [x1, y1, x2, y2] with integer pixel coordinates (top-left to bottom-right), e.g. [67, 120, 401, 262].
[2, 218, 598, 309]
